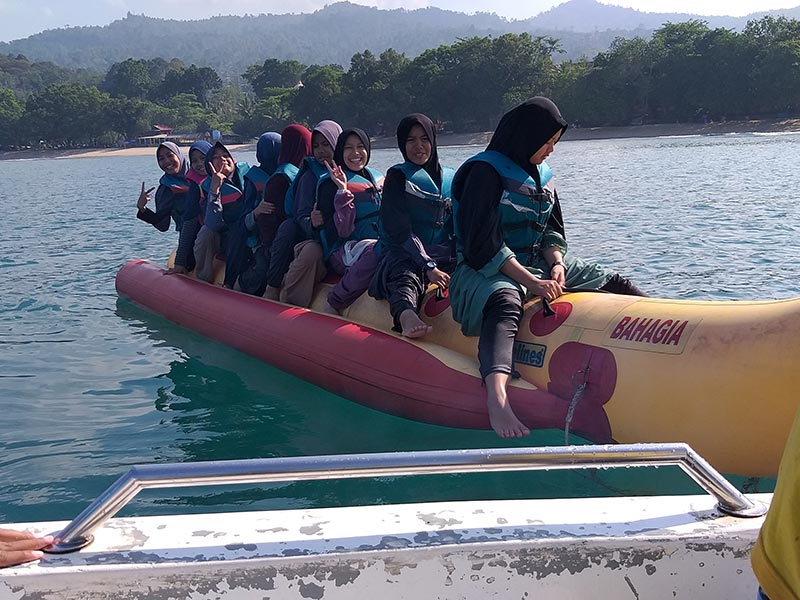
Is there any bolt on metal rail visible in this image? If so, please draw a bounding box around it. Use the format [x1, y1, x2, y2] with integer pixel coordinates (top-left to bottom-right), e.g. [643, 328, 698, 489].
[45, 442, 767, 554]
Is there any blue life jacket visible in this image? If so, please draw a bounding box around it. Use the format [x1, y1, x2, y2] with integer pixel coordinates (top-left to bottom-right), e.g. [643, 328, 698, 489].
[318, 166, 383, 259]
[457, 150, 553, 266]
[390, 162, 455, 247]
[200, 162, 251, 227]
[157, 173, 191, 230]
[285, 157, 327, 217]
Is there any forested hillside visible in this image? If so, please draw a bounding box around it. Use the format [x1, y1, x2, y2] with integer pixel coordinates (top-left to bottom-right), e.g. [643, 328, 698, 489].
[3, 1, 798, 77]
[2, 16, 800, 149]
[0, 2, 683, 75]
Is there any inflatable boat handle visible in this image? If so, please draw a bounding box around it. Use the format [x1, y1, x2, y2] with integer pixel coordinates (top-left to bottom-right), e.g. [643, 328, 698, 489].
[45, 442, 767, 554]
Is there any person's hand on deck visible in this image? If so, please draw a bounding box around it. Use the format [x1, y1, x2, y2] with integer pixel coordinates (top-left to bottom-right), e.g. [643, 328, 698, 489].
[0, 528, 53, 568]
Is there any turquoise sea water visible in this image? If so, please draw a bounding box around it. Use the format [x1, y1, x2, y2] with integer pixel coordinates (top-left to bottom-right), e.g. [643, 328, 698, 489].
[3, 132, 799, 524]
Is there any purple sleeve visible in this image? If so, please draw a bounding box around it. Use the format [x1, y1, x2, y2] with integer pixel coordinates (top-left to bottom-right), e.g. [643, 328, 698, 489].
[333, 190, 355, 238]
[293, 171, 318, 239]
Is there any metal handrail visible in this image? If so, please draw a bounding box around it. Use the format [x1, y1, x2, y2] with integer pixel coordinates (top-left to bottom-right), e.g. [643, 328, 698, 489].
[45, 442, 767, 554]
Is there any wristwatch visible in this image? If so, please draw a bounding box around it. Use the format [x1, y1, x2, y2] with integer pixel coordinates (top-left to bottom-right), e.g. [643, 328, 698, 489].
[425, 260, 437, 271]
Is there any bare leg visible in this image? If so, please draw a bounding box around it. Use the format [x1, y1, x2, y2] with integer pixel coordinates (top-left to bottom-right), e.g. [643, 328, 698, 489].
[398, 309, 432, 339]
[485, 372, 530, 439]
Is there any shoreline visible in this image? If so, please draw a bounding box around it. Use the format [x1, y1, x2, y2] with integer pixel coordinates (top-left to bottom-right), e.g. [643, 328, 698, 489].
[3, 118, 799, 161]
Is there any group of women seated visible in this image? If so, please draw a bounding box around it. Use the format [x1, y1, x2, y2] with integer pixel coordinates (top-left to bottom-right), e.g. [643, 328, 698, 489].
[136, 96, 646, 439]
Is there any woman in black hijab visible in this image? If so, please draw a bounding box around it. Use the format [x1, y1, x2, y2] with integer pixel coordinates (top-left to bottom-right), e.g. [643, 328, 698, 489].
[369, 113, 456, 337]
[316, 128, 384, 313]
[449, 97, 645, 439]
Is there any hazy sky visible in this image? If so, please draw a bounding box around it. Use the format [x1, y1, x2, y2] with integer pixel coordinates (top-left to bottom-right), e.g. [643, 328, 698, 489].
[1, 0, 797, 42]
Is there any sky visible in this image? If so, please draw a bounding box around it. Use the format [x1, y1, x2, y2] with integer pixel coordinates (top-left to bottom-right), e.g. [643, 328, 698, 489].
[0, 0, 797, 42]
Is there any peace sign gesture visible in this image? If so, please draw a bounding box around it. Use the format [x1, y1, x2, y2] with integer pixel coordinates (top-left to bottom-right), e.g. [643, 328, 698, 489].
[324, 160, 347, 192]
[137, 181, 155, 211]
[208, 161, 228, 196]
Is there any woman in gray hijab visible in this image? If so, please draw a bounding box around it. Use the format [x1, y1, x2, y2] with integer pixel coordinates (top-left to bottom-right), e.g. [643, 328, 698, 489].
[136, 142, 196, 272]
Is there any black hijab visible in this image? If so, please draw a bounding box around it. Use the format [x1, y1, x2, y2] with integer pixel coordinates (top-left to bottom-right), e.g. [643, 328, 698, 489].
[487, 97, 568, 181]
[333, 128, 373, 181]
[397, 113, 441, 185]
[204, 141, 243, 191]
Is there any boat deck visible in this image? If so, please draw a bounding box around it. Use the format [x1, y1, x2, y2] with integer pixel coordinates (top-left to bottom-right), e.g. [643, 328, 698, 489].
[2, 492, 767, 599]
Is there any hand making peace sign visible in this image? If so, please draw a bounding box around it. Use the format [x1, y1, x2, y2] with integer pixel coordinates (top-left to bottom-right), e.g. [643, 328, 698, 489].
[137, 181, 156, 212]
[324, 160, 348, 192]
[208, 161, 228, 196]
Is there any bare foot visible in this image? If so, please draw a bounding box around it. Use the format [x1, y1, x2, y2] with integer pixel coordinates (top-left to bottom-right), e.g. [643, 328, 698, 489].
[321, 301, 341, 315]
[485, 373, 530, 439]
[399, 309, 432, 339]
[263, 286, 280, 300]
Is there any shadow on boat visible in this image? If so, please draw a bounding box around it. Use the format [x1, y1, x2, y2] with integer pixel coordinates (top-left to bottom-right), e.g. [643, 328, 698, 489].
[114, 298, 774, 517]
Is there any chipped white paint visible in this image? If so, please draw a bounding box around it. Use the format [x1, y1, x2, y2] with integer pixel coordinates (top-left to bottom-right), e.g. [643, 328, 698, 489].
[1, 493, 769, 599]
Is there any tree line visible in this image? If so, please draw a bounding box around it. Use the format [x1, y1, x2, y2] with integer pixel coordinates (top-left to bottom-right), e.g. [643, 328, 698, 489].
[1, 16, 799, 149]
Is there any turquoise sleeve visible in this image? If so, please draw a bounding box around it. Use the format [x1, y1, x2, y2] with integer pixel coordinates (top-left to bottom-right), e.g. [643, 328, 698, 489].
[478, 244, 515, 277]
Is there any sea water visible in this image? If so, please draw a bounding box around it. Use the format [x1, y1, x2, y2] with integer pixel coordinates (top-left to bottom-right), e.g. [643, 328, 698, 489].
[2, 132, 799, 522]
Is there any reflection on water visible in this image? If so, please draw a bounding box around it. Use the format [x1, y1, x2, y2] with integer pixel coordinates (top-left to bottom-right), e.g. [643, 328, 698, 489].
[111, 300, 772, 519]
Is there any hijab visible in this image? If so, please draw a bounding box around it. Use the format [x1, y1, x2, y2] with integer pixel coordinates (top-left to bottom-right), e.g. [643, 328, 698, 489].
[204, 141, 243, 190]
[486, 97, 568, 180]
[312, 119, 343, 155]
[189, 140, 212, 159]
[186, 140, 212, 186]
[333, 128, 372, 175]
[256, 132, 282, 175]
[278, 124, 312, 168]
[156, 141, 187, 179]
[397, 113, 440, 184]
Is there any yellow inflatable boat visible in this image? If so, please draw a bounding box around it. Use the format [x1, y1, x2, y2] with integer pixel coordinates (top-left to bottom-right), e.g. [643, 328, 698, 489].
[326, 283, 800, 478]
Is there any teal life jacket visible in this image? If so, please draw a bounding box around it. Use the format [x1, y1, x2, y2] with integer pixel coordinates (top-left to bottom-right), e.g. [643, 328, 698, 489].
[200, 162, 250, 226]
[285, 157, 327, 217]
[243, 165, 270, 195]
[457, 150, 553, 266]
[270, 162, 300, 193]
[238, 161, 299, 249]
[390, 162, 455, 247]
[318, 166, 383, 259]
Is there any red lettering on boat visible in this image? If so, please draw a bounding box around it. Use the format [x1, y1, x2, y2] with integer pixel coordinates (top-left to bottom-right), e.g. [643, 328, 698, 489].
[652, 320, 673, 344]
[638, 319, 660, 343]
[665, 320, 688, 345]
[632, 317, 652, 342]
[610, 316, 631, 339]
[619, 317, 640, 340]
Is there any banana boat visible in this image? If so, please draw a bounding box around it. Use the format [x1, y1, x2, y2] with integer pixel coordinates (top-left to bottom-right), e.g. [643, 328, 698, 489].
[116, 259, 800, 477]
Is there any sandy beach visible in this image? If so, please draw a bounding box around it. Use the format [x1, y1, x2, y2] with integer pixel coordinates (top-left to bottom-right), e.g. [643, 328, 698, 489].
[3, 118, 800, 161]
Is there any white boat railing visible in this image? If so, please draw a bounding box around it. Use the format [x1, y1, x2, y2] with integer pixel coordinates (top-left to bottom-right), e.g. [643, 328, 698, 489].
[45, 442, 767, 554]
